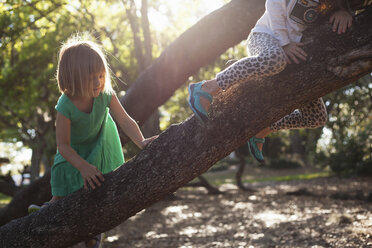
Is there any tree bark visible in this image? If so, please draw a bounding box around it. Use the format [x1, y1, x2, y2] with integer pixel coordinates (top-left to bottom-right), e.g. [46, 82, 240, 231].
[0, 7, 371, 247]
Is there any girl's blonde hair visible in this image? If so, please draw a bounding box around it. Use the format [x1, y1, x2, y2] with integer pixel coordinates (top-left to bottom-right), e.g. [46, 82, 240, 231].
[57, 35, 114, 97]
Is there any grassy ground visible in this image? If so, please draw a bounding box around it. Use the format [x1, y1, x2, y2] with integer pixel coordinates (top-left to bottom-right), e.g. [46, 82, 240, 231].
[0, 193, 11, 208]
[197, 161, 330, 186]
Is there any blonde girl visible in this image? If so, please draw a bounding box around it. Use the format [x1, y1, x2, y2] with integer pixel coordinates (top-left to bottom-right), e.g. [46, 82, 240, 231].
[30, 36, 157, 247]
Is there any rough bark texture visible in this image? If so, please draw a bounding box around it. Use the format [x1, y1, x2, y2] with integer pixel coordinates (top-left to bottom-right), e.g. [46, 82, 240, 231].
[0, 7, 371, 247]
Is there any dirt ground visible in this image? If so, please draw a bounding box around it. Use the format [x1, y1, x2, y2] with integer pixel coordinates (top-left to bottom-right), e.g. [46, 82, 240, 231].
[75, 176, 372, 248]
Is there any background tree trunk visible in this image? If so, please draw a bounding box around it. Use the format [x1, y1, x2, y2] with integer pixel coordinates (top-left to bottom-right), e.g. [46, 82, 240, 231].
[124, 0, 160, 138]
[290, 130, 306, 159]
[123, 0, 145, 72]
[235, 144, 256, 192]
[141, 0, 152, 67]
[29, 141, 45, 182]
[0, 8, 371, 247]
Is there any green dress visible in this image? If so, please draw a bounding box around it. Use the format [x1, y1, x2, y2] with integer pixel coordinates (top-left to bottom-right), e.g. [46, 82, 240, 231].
[51, 92, 124, 196]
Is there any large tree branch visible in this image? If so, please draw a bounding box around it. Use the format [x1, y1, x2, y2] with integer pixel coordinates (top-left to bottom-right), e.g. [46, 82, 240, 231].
[1, 6, 371, 247]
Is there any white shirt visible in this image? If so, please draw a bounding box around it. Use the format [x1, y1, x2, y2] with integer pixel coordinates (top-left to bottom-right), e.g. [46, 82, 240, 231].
[251, 0, 319, 46]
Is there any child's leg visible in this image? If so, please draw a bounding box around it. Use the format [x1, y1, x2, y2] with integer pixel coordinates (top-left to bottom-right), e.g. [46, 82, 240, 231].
[215, 32, 287, 90]
[249, 98, 327, 162]
[270, 98, 328, 131]
[194, 32, 287, 114]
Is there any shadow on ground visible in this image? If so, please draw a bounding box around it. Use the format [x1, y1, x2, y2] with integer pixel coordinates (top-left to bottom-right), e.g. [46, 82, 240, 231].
[73, 176, 372, 247]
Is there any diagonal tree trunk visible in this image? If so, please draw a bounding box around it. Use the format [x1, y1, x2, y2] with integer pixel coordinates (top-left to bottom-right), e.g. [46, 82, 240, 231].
[1, 7, 371, 247]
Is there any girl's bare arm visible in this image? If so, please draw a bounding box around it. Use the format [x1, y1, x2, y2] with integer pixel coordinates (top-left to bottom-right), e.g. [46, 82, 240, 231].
[109, 94, 157, 149]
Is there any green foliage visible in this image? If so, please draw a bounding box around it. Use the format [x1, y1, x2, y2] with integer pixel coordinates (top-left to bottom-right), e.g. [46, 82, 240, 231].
[328, 122, 372, 176]
[0, 193, 12, 208]
[318, 75, 372, 175]
[262, 133, 289, 159]
[0, 1, 69, 164]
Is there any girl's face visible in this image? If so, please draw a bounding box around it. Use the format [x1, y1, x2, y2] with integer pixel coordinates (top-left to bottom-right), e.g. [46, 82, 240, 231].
[91, 71, 105, 97]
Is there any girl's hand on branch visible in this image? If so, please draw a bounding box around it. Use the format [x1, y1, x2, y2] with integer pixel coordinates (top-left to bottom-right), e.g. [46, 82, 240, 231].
[329, 10, 352, 34]
[141, 135, 158, 149]
[80, 163, 105, 190]
[283, 42, 307, 64]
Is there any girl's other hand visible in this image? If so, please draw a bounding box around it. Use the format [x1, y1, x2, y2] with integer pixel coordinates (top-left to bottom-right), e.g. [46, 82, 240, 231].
[141, 135, 158, 149]
[329, 10, 352, 34]
[282, 42, 307, 64]
[80, 163, 105, 190]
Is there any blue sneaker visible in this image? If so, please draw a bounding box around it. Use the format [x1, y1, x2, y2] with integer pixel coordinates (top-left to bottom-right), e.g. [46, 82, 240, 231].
[188, 81, 213, 122]
[248, 136, 265, 163]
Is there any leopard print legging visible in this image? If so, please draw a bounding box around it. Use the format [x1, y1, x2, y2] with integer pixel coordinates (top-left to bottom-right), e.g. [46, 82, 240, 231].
[215, 32, 327, 132]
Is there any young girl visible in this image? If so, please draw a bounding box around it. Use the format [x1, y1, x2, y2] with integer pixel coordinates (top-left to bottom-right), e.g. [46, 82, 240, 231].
[29, 36, 157, 247]
[188, 0, 352, 163]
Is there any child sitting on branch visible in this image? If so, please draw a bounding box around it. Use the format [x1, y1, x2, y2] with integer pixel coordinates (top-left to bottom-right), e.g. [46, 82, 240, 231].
[188, 0, 352, 163]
